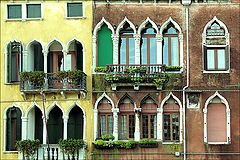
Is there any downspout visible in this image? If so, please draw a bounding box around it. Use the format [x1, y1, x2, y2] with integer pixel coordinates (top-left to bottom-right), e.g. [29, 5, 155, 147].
[183, 6, 190, 160]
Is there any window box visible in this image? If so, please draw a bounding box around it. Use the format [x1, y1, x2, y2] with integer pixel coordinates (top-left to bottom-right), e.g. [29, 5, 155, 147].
[165, 66, 182, 71]
[139, 139, 158, 148]
[94, 140, 114, 149]
[114, 140, 137, 149]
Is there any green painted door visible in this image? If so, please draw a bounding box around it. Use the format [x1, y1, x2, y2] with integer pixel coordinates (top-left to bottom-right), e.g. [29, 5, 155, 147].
[67, 106, 83, 139]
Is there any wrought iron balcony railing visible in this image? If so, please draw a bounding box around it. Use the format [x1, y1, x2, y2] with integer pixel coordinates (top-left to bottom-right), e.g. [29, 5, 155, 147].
[20, 72, 87, 92]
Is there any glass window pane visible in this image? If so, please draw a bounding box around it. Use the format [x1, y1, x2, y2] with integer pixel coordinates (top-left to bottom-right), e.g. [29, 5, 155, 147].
[11, 54, 17, 82]
[217, 49, 225, 69]
[120, 38, 126, 64]
[121, 115, 127, 139]
[27, 4, 41, 18]
[107, 115, 113, 135]
[129, 38, 135, 64]
[163, 37, 169, 66]
[171, 37, 179, 66]
[67, 3, 83, 17]
[65, 54, 72, 71]
[172, 114, 179, 141]
[8, 5, 22, 19]
[150, 38, 157, 64]
[142, 115, 148, 138]
[207, 50, 215, 70]
[100, 115, 106, 137]
[150, 115, 157, 139]
[164, 114, 171, 140]
[129, 115, 135, 138]
[141, 38, 148, 64]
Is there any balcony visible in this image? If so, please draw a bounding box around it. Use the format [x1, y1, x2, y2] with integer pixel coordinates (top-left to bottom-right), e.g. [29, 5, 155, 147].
[20, 71, 87, 99]
[105, 64, 168, 90]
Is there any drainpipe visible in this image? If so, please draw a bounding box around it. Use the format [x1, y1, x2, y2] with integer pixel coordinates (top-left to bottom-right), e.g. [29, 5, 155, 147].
[183, 6, 190, 160]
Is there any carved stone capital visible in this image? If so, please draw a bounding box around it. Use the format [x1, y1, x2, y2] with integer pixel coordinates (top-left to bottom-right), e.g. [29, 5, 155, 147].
[156, 34, 163, 41]
[179, 34, 183, 41]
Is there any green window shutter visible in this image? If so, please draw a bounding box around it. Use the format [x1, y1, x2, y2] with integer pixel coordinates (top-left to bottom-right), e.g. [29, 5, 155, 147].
[8, 5, 22, 19]
[97, 24, 113, 67]
[27, 4, 41, 18]
[68, 3, 83, 17]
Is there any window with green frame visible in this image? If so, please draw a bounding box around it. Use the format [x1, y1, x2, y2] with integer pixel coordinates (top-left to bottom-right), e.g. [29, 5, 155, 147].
[27, 4, 41, 18]
[8, 5, 22, 19]
[67, 3, 83, 17]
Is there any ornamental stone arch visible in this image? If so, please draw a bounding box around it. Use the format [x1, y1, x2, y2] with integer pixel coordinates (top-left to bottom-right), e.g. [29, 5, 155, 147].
[160, 17, 183, 35]
[93, 17, 115, 37]
[140, 94, 159, 107]
[138, 17, 159, 35]
[203, 91, 230, 144]
[46, 101, 65, 119]
[116, 17, 136, 35]
[94, 92, 115, 110]
[25, 38, 44, 52]
[24, 102, 43, 118]
[65, 37, 86, 53]
[44, 37, 64, 54]
[117, 93, 136, 109]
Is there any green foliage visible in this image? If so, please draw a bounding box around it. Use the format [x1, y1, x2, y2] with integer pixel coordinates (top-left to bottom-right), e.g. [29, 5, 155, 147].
[15, 139, 40, 158]
[56, 70, 85, 84]
[153, 78, 166, 87]
[94, 140, 114, 149]
[101, 134, 115, 141]
[58, 139, 84, 156]
[95, 67, 108, 73]
[114, 140, 137, 149]
[20, 71, 45, 86]
[139, 139, 158, 144]
[165, 66, 182, 71]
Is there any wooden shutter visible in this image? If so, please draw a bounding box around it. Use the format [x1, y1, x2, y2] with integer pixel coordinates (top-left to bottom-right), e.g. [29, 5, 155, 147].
[225, 46, 229, 70]
[68, 107, 83, 139]
[8, 43, 12, 82]
[35, 108, 43, 143]
[203, 46, 207, 70]
[207, 103, 227, 142]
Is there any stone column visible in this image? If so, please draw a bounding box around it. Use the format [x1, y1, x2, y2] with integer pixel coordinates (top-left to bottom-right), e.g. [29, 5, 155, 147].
[43, 51, 48, 73]
[157, 108, 163, 141]
[203, 108, 207, 143]
[92, 35, 97, 73]
[156, 34, 163, 65]
[93, 109, 98, 141]
[43, 116, 48, 144]
[134, 34, 141, 64]
[179, 34, 184, 67]
[62, 50, 68, 71]
[112, 108, 119, 140]
[22, 117, 28, 140]
[134, 108, 141, 141]
[22, 51, 28, 71]
[179, 107, 183, 143]
[63, 116, 69, 139]
[112, 34, 119, 64]
[3, 117, 7, 151]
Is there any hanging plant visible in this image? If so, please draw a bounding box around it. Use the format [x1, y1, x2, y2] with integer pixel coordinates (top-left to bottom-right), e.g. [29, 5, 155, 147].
[15, 139, 40, 160]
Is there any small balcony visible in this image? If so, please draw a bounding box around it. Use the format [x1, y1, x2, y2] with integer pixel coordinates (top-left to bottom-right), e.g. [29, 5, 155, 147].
[105, 64, 168, 90]
[20, 71, 87, 99]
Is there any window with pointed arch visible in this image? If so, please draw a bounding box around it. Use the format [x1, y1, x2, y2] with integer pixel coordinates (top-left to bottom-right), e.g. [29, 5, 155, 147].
[6, 107, 22, 151]
[163, 24, 179, 66]
[98, 98, 113, 137]
[163, 97, 180, 142]
[204, 22, 229, 71]
[6, 41, 23, 83]
[119, 97, 135, 139]
[119, 23, 135, 64]
[141, 98, 157, 139]
[140, 24, 157, 65]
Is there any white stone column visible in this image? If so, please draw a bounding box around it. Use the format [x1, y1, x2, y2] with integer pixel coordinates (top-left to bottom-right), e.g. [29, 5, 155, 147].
[63, 116, 69, 139]
[3, 117, 7, 151]
[62, 50, 68, 71]
[22, 117, 28, 140]
[156, 34, 163, 64]
[92, 35, 97, 73]
[43, 51, 48, 73]
[112, 34, 119, 64]
[157, 108, 163, 141]
[93, 109, 98, 141]
[179, 34, 184, 67]
[134, 108, 141, 141]
[203, 108, 207, 143]
[43, 116, 48, 144]
[112, 108, 119, 140]
[179, 107, 183, 143]
[23, 51, 28, 71]
[226, 108, 231, 143]
[134, 34, 141, 64]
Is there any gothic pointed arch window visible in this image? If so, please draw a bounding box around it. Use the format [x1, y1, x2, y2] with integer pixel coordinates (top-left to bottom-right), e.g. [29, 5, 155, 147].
[163, 24, 179, 66]
[140, 23, 157, 65]
[202, 17, 230, 72]
[119, 23, 135, 65]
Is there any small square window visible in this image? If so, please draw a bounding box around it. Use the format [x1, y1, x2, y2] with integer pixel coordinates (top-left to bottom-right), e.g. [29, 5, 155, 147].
[8, 5, 22, 19]
[67, 3, 83, 17]
[27, 4, 41, 18]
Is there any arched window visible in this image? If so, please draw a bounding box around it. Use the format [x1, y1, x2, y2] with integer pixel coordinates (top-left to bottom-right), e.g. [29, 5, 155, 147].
[6, 41, 23, 82]
[141, 24, 157, 65]
[97, 24, 113, 67]
[163, 97, 180, 142]
[66, 40, 83, 71]
[141, 97, 157, 139]
[98, 98, 113, 137]
[119, 97, 135, 139]
[163, 24, 179, 66]
[119, 23, 135, 65]
[6, 107, 22, 151]
[68, 106, 83, 139]
[202, 17, 230, 72]
[47, 106, 63, 144]
[27, 41, 44, 72]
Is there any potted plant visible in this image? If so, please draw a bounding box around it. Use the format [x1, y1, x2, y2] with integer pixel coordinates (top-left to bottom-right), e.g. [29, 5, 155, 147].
[101, 134, 115, 141]
[20, 71, 45, 87]
[94, 140, 114, 149]
[114, 140, 137, 149]
[139, 139, 158, 148]
[153, 78, 166, 90]
[15, 139, 40, 160]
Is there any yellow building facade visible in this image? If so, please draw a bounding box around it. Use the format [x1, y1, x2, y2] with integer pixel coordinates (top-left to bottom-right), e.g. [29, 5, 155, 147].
[1, 1, 93, 159]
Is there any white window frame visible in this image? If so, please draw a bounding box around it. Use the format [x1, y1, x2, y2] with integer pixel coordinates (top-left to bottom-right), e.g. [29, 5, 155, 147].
[203, 91, 231, 144]
[4, 3, 42, 22]
[202, 16, 230, 73]
[65, 2, 86, 19]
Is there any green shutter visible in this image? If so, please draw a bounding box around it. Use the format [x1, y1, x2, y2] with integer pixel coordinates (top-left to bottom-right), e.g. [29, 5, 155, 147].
[7, 110, 12, 151]
[98, 24, 113, 67]
[35, 108, 43, 143]
[8, 43, 12, 82]
[27, 4, 41, 18]
[8, 5, 22, 19]
[16, 109, 22, 141]
[68, 3, 83, 17]
[67, 107, 83, 139]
